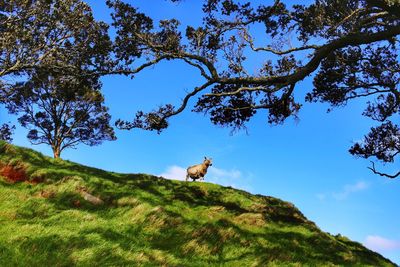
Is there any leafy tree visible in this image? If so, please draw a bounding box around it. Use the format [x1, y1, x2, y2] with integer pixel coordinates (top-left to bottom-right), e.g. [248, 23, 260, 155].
[2, 70, 116, 158]
[0, 0, 113, 134]
[107, 0, 400, 178]
[0, 0, 116, 157]
[0, 0, 112, 79]
[0, 123, 15, 142]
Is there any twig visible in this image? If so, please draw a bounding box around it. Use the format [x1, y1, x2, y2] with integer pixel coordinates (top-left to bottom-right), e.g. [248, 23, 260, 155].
[368, 161, 400, 179]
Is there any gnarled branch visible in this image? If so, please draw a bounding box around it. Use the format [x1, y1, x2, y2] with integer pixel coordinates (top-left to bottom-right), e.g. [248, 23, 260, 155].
[368, 161, 400, 179]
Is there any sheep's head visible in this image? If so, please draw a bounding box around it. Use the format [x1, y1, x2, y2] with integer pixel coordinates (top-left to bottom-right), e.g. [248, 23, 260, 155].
[204, 156, 213, 167]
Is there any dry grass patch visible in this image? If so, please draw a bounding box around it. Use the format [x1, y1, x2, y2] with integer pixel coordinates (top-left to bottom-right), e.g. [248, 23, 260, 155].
[116, 197, 140, 207]
[234, 212, 266, 227]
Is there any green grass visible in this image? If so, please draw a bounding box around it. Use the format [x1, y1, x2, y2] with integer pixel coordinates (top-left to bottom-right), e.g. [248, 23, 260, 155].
[0, 140, 396, 266]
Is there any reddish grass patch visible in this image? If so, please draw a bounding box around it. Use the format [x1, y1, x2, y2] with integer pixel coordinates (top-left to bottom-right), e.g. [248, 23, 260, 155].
[0, 165, 28, 183]
[72, 199, 81, 207]
[29, 176, 44, 184]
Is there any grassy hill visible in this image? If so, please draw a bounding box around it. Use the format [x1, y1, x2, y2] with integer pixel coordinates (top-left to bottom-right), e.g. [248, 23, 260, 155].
[0, 141, 396, 266]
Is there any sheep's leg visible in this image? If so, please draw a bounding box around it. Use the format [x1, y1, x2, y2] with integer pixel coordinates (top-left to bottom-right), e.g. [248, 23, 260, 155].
[186, 173, 190, 182]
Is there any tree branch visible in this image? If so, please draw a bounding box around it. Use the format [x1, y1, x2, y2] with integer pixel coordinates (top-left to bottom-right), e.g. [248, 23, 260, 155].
[205, 86, 272, 97]
[165, 80, 216, 119]
[242, 28, 320, 55]
[218, 25, 400, 87]
[366, 0, 400, 18]
[368, 161, 400, 179]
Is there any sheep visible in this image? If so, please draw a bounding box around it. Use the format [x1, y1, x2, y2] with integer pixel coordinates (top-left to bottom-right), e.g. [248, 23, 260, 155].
[186, 157, 213, 182]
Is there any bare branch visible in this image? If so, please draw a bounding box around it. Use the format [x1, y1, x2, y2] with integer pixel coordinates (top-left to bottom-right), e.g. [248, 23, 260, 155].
[182, 58, 211, 79]
[243, 29, 320, 55]
[99, 55, 169, 76]
[165, 80, 216, 119]
[368, 161, 400, 179]
[330, 8, 365, 32]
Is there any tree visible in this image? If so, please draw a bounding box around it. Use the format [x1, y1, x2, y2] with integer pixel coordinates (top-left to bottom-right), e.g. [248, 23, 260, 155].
[0, 0, 112, 79]
[0, 0, 113, 132]
[107, 0, 400, 178]
[0, 123, 15, 142]
[0, 0, 115, 155]
[2, 69, 116, 158]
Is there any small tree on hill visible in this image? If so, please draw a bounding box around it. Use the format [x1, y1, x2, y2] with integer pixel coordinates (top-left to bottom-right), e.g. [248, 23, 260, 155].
[2, 70, 116, 158]
[0, 123, 15, 142]
[0, 0, 113, 140]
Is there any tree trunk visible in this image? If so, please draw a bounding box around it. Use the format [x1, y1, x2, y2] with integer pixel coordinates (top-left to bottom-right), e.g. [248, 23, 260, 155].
[53, 147, 61, 158]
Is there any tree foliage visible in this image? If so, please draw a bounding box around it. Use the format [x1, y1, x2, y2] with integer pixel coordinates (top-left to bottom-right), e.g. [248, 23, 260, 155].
[2, 70, 116, 158]
[0, 0, 399, 177]
[0, 0, 115, 157]
[0, 0, 112, 83]
[107, 0, 400, 178]
[0, 123, 15, 142]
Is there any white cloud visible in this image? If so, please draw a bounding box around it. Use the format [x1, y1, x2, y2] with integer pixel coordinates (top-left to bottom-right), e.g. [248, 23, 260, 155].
[207, 166, 253, 192]
[364, 235, 400, 252]
[317, 181, 369, 201]
[332, 181, 369, 200]
[208, 167, 241, 180]
[158, 165, 186, 181]
[158, 165, 253, 192]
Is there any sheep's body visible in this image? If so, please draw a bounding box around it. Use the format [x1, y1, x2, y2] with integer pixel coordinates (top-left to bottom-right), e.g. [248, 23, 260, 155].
[186, 157, 212, 182]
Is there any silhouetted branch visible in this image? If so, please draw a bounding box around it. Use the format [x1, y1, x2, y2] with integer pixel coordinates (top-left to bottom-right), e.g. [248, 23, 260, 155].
[368, 161, 400, 179]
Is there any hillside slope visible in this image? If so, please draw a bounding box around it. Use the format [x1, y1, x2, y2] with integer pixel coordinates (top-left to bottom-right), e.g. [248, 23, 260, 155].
[0, 141, 396, 266]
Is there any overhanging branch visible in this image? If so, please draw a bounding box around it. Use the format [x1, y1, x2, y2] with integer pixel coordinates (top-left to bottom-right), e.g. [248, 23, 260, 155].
[368, 161, 400, 179]
[217, 26, 400, 87]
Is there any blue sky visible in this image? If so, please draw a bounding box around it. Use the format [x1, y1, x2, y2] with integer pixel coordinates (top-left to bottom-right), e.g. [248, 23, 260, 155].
[1, 0, 400, 264]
